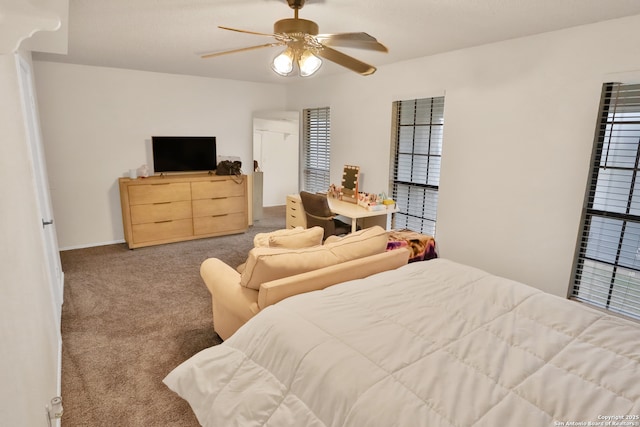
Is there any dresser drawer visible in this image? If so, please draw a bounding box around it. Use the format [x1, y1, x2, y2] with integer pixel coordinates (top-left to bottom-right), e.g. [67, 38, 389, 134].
[286, 195, 306, 228]
[192, 196, 246, 217]
[129, 182, 191, 205]
[286, 213, 306, 229]
[130, 201, 192, 225]
[132, 218, 193, 243]
[286, 195, 302, 208]
[193, 212, 247, 235]
[191, 179, 245, 200]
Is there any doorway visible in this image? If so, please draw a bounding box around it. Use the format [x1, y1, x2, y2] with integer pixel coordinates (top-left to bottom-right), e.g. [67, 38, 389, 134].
[253, 111, 300, 207]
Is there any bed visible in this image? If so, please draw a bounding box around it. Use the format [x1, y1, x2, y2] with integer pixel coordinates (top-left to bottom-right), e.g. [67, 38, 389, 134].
[164, 259, 640, 426]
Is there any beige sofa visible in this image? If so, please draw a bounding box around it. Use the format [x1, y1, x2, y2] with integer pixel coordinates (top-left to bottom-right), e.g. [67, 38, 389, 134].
[201, 225, 410, 340]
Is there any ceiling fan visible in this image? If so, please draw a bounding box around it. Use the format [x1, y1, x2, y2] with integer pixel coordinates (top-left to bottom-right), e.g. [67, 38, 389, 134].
[201, 0, 388, 77]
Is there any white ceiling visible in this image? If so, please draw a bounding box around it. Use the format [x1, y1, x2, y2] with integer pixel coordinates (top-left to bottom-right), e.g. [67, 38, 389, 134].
[32, 0, 640, 84]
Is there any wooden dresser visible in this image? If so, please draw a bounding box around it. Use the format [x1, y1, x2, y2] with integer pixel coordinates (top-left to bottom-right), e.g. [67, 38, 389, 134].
[119, 173, 248, 249]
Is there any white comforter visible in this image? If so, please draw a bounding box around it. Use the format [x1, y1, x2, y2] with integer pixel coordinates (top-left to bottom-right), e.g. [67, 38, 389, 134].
[164, 259, 640, 426]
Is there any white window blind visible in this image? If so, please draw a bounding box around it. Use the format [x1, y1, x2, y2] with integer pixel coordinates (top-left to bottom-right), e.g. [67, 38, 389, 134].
[303, 107, 331, 193]
[572, 82, 640, 320]
[391, 97, 445, 236]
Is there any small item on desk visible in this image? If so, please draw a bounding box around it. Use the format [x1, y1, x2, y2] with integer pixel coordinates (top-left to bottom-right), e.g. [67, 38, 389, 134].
[327, 184, 342, 199]
[357, 191, 387, 210]
[367, 204, 387, 211]
[383, 199, 396, 209]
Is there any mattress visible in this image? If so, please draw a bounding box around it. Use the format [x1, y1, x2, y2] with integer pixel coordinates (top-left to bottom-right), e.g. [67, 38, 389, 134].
[164, 259, 640, 426]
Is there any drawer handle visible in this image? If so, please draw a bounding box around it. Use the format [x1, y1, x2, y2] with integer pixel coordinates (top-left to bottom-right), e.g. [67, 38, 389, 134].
[153, 202, 171, 205]
[151, 183, 171, 186]
[211, 197, 228, 200]
[154, 220, 173, 224]
[211, 214, 228, 218]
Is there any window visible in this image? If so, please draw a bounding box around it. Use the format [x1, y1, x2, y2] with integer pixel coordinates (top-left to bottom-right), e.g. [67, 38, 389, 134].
[303, 107, 331, 193]
[572, 82, 640, 320]
[391, 97, 445, 236]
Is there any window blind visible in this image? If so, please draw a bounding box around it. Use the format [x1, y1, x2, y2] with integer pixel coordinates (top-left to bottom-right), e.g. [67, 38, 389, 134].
[391, 97, 445, 236]
[572, 82, 640, 320]
[303, 107, 331, 193]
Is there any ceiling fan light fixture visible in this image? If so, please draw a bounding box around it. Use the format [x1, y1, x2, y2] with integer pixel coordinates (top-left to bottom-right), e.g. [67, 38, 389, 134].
[208, 0, 387, 78]
[272, 47, 295, 76]
[298, 49, 322, 77]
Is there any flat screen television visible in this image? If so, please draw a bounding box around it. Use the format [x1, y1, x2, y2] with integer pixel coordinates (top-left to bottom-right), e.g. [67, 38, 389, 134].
[151, 136, 217, 173]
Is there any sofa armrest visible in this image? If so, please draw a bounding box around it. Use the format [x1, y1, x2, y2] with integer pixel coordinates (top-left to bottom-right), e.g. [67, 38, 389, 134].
[200, 258, 260, 315]
[257, 248, 409, 310]
[201, 258, 240, 293]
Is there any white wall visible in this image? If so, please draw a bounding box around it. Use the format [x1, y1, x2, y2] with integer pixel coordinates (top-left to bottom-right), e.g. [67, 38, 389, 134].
[32, 62, 287, 249]
[0, 52, 59, 427]
[285, 14, 640, 297]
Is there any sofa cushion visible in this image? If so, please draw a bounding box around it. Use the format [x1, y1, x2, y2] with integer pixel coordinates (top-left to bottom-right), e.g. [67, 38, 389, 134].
[240, 246, 339, 290]
[324, 225, 389, 261]
[253, 226, 324, 249]
[239, 225, 389, 290]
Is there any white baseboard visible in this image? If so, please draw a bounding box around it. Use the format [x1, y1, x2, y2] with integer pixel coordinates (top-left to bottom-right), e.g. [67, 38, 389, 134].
[57, 335, 62, 394]
[59, 239, 125, 251]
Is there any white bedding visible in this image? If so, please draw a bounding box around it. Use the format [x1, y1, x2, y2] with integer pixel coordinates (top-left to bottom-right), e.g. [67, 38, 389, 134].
[164, 259, 640, 426]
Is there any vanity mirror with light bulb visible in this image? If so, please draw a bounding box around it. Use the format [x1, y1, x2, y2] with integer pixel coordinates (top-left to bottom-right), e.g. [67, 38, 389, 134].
[341, 165, 359, 203]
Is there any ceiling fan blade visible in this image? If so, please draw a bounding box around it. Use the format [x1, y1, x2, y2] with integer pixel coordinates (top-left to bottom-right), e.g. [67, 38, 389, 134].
[201, 42, 283, 59]
[316, 46, 376, 76]
[218, 26, 276, 37]
[316, 32, 388, 52]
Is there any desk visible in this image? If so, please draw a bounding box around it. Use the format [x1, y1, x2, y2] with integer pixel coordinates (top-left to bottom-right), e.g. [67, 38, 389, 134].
[328, 197, 397, 232]
[286, 194, 398, 232]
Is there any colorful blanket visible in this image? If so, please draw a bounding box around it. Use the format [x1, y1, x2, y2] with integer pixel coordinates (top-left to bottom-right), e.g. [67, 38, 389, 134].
[386, 229, 437, 262]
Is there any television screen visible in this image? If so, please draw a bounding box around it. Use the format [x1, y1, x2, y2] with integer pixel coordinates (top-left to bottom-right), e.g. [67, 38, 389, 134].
[152, 136, 217, 173]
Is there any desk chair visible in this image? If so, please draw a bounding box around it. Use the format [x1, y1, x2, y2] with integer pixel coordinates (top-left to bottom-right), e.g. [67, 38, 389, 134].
[299, 191, 352, 240]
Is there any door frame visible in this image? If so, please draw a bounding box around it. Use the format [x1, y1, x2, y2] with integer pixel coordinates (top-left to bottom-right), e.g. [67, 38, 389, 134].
[16, 53, 64, 398]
